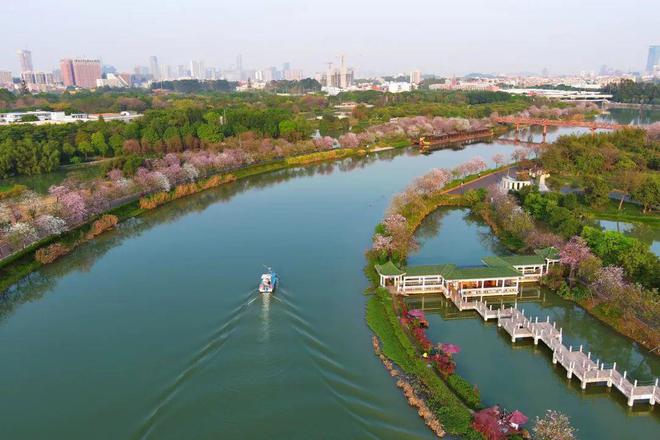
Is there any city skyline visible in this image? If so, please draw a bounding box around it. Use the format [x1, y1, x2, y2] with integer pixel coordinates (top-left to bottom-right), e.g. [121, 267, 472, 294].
[2, 0, 658, 76]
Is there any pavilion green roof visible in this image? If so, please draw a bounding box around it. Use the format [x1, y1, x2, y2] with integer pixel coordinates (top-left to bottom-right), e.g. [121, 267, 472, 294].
[445, 265, 522, 280]
[404, 264, 457, 277]
[534, 247, 560, 260]
[374, 261, 405, 276]
[483, 255, 545, 267]
[403, 263, 521, 280]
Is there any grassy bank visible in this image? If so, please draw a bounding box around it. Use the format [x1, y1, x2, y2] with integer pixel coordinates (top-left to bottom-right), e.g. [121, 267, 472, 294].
[586, 199, 660, 226]
[366, 286, 481, 438]
[364, 165, 492, 437]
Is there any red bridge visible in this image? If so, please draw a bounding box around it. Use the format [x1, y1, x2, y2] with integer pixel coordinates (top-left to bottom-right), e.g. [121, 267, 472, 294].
[493, 116, 633, 142]
[494, 116, 629, 131]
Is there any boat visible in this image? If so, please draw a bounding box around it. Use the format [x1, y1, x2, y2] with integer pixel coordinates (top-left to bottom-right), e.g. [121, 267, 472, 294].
[259, 268, 279, 294]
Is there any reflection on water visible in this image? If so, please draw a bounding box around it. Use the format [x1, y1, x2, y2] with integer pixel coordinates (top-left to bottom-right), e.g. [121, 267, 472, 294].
[260, 293, 271, 343]
[598, 219, 660, 256]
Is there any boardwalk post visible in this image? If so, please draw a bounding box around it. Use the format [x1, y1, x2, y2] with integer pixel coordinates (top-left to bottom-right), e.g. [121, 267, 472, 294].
[579, 345, 583, 353]
[552, 349, 557, 364]
[546, 315, 549, 323]
[628, 380, 637, 407]
[608, 362, 615, 387]
[567, 361, 573, 379]
[652, 379, 658, 405]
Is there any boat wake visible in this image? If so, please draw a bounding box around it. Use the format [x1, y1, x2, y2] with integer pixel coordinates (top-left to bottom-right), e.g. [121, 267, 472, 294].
[276, 289, 402, 437]
[132, 287, 258, 440]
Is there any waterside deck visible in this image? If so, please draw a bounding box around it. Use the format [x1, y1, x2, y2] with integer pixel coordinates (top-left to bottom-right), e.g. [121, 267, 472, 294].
[432, 288, 660, 407]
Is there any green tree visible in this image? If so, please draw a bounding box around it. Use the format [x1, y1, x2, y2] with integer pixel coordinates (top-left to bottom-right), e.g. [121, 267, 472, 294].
[91, 131, 109, 157]
[78, 141, 94, 159]
[631, 176, 659, 213]
[583, 177, 610, 208]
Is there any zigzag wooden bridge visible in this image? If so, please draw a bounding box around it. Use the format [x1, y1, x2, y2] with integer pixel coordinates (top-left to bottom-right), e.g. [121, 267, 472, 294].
[443, 291, 660, 407]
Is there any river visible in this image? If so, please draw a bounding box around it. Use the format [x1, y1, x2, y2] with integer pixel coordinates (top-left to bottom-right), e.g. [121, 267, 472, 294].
[0, 110, 657, 439]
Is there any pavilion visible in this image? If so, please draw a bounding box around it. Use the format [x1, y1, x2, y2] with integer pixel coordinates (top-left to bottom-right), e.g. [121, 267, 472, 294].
[375, 248, 560, 298]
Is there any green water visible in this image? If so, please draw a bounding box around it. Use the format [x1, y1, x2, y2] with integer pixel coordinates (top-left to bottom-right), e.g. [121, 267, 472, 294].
[0, 164, 102, 194]
[407, 208, 659, 439]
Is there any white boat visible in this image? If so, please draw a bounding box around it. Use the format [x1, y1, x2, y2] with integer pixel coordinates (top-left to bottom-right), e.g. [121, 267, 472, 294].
[258, 269, 279, 294]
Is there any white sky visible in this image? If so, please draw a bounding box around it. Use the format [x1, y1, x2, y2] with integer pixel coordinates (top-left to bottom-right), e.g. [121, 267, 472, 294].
[3, 0, 659, 76]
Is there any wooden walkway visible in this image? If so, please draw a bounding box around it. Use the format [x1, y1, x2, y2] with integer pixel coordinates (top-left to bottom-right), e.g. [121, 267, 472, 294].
[437, 290, 659, 407]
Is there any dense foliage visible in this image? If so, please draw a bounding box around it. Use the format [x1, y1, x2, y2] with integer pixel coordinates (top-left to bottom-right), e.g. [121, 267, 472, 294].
[0, 89, 531, 178]
[602, 79, 659, 105]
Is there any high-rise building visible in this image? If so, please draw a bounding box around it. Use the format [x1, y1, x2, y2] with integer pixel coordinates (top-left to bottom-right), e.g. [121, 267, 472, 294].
[646, 45, 660, 73]
[323, 56, 354, 89]
[59, 58, 101, 88]
[190, 60, 206, 80]
[16, 49, 33, 73]
[72, 59, 101, 88]
[0, 70, 13, 86]
[410, 70, 422, 84]
[60, 59, 75, 87]
[149, 56, 160, 80]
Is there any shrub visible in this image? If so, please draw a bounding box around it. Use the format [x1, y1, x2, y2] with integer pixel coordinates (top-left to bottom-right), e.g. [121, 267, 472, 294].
[35, 243, 71, 264]
[86, 215, 119, 239]
[173, 183, 199, 200]
[437, 404, 473, 434]
[0, 184, 27, 200]
[447, 374, 481, 409]
[139, 192, 171, 209]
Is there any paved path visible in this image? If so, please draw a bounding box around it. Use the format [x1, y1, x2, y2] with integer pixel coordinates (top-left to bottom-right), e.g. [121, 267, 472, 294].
[446, 166, 518, 195]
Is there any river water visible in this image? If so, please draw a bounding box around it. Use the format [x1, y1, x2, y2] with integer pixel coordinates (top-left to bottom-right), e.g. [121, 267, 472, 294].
[0, 110, 657, 439]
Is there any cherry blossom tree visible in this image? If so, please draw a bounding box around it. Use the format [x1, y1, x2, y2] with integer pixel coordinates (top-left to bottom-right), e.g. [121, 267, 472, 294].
[107, 169, 123, 181]
[59, 190, 87, 225]
[560, 236, 592, 286]
[182, 163, 199, 182]
[338, 133, 359, 149]
[34, 214, 67, 237]
[511, 148, 529, 163]
[589, 266, 626, 300]
[6, 222, 38, 250]
[492, 153, 505, 168]
[533, 410, 576, 440]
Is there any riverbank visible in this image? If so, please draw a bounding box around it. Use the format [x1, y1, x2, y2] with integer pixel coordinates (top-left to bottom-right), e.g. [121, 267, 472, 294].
[0, 147, 369, 294]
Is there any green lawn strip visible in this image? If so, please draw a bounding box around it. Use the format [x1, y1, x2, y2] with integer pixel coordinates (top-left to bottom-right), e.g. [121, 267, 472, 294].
[366, 287, 475, 436]
[587, 200, 659, 226]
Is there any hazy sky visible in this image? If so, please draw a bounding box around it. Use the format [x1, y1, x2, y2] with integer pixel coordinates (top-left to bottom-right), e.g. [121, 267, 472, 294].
[4, 0, 659, 76]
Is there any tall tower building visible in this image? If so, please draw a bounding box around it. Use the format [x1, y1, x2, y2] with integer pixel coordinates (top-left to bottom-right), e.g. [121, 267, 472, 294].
[646, 45, 660, 73]
[410, 70, 422, 84]
[149, 56, 160, 80]
[60, 59, 75, 87]
[236, 54, 243, 79]
[71, 59, 102, 88]
[17, 49, 33, 73]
